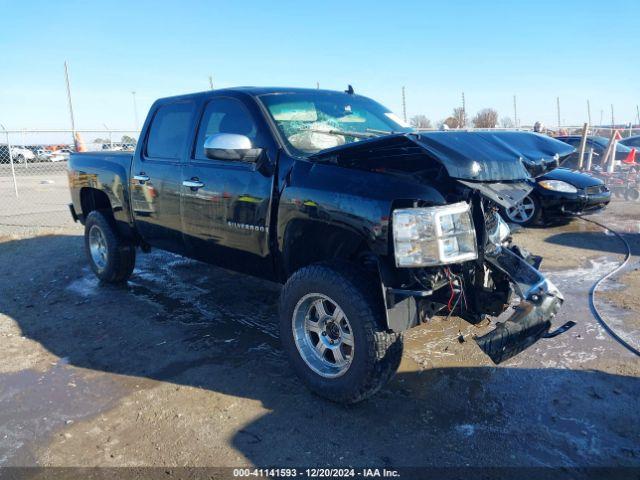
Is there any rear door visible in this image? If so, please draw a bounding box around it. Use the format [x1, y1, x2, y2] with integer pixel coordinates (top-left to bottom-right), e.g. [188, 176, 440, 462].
[181, 95, 276, 278]
[131, 100, 196, 254]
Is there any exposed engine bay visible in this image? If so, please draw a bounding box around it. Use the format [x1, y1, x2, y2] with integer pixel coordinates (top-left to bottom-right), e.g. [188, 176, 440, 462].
[380, 190, 573, 364]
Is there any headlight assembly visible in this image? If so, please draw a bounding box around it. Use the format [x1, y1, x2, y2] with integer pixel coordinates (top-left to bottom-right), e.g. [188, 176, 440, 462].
[392, 202, 478, 267]
[538, 180, 577, 193]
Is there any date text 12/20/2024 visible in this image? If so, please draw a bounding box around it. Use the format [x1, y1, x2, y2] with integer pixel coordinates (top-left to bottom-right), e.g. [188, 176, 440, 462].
[233, 468, 400, 477]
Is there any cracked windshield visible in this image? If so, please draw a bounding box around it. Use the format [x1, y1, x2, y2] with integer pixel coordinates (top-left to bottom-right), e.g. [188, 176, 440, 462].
[260, 91, 413, 155]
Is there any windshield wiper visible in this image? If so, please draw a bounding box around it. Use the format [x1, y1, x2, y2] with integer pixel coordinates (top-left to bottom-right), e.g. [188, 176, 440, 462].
[365, 128, 395, 135]
[309, 129, 378, 140]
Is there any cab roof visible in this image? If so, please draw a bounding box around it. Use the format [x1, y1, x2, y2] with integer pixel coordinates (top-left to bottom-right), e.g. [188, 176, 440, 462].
[154, 87, 362, 104]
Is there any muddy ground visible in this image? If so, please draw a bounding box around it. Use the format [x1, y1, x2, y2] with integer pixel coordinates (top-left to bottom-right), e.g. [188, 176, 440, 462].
[1, 200, 639, 473]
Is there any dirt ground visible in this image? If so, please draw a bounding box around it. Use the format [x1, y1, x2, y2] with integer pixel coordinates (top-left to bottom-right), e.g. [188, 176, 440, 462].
[603, 269, 640, 311]
[1, 199, 639, 473]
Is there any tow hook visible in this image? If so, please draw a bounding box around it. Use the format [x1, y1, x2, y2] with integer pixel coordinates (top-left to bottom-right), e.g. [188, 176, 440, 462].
[474, 245, 574, 364]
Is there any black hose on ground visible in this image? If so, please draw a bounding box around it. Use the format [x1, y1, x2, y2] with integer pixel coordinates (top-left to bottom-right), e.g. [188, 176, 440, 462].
[578, 216, 640, 358]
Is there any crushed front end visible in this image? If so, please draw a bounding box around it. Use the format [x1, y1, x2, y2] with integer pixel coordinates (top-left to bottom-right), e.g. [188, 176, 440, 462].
[381, 192, 572, 364]
[309, 130, 576, 363]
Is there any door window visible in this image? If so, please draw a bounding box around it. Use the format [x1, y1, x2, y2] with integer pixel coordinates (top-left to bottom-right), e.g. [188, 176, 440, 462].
[146, 101, 196, 159]
[194, 98, 259, 160]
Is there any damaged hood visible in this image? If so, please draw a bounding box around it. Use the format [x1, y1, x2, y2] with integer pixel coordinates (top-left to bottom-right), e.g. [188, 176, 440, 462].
[309, 131, 575, 182]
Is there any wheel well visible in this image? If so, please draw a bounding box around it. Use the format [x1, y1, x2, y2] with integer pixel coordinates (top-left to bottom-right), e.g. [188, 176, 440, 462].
[282, 220, 374, 278]
[80, 188, 112, 219]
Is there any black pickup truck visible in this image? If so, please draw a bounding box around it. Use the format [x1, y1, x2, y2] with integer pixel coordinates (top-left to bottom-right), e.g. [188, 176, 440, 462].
[68, 87, 575, 403]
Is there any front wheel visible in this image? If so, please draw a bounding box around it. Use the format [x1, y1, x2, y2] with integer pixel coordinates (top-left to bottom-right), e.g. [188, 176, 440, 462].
[84, 211, 136, 283]
[279, 262, 403, 404]
[625, 187, 640, 202]
[503, 194, 542, 226]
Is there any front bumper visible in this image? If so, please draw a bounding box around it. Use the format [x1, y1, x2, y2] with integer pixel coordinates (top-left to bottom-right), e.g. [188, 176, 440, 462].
[473, 244, 568, 363]
[538, 187, 611, 217]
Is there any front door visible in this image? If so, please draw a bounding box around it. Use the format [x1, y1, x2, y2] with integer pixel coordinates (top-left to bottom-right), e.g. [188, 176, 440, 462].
[181, 95, 276, 277]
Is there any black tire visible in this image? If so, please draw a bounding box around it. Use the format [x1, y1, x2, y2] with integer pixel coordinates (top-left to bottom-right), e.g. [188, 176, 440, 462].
[84, 211, 136, 283]
[625, 188, 640, 202]
[279, 262, 403, 404]
[502, 194, 542, 227]
[612, 186, 625, 198]
[16, 154, 24, 164]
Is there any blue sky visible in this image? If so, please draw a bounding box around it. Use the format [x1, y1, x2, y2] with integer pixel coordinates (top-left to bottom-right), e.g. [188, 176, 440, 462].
[1, 0, 639, 130]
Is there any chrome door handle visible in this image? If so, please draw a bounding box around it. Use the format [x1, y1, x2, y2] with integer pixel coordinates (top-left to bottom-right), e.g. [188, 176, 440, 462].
[182, 180, 204, 189]
[133, 174, 150, 182]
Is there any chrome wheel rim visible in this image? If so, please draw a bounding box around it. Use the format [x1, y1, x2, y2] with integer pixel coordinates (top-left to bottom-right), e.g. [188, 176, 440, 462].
[89, 225, 108, 270]
[506, 196, 535, 223]
[292, 293, 354, 378]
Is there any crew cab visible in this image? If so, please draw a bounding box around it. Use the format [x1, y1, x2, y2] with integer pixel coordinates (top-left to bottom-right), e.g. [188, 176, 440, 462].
[68, 87, 575, 403]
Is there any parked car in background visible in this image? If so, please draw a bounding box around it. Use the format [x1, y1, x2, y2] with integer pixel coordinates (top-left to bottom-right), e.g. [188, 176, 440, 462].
[502, 167, 610, 226]
[9, 146, 36, 163]
[36, 149, 52, 161]
[555, 135, 634, 169]
[619, 135, 640, 150]
[49, 148, 72, 162]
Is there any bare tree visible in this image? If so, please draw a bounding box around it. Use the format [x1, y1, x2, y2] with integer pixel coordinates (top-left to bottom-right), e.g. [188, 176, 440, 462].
[500, 116, 515, 128]
[473, 108, 499, 128]
[442, 116, 460, 129]
[452, 107, 467, 128]
[410, 114, 433, 129]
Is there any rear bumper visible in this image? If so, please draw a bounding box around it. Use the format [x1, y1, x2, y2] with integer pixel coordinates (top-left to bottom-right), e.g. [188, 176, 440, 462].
[68, 203, 79, 223]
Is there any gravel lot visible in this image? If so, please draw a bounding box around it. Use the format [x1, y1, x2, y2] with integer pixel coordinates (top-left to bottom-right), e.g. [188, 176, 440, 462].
[0, 164, 73, 237]
[0, 198, 639, 474]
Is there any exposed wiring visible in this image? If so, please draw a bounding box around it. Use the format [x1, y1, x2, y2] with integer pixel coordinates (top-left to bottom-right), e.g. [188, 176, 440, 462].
[444, 267, 467, 343]
[578, 216, 640, 358]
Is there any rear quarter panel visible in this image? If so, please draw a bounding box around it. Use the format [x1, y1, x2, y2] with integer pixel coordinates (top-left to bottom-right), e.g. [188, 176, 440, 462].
[68, 151, 134, 225]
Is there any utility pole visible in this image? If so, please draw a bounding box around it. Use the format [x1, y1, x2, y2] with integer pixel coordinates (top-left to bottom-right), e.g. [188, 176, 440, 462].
[64, 61, 76, 142]
[587, 99, 592, 127]
[556, 97, 561, 131]
[208, 75, 214, 90]
[610, 104, 615, 128]
[600, 109, 604, 127]
[512, 94, 518, 128]
[401, 86, 407, 123]
[132, 91, 139, 131]
[461, 91, 466, 127]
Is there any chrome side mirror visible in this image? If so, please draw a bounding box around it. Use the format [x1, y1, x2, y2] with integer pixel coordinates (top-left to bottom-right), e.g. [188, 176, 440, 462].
[204, 133, 262, 162]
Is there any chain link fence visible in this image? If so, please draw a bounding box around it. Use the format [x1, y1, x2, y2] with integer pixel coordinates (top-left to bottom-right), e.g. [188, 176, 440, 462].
[0, 130, 139, 237]
[1, 126, 637, 238]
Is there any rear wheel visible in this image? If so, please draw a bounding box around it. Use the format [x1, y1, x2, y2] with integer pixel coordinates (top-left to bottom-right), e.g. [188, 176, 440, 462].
[279, 262, 403, 404]
[84, 211, 136, 283]
[504, 194, 542, 226]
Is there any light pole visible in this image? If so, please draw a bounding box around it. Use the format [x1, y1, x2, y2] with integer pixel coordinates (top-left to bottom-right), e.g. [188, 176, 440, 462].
[132, 91, 139, 131]
[103, 123, 112, 149]
[64, 61, 76, 144]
